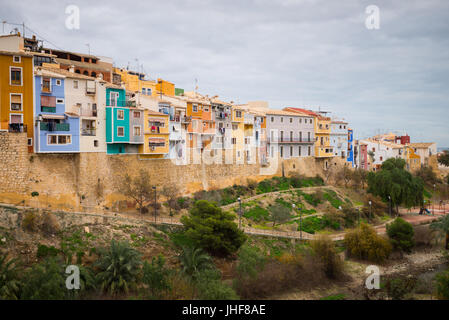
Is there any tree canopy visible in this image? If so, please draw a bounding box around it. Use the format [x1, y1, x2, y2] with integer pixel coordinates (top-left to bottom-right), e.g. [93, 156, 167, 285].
[367, 158, 424, 212]
[180, 200, 247, 256]
[438, 150, 449, 167]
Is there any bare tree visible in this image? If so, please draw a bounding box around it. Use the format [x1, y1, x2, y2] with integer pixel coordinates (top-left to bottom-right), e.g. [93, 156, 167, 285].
[161, 184, 181, 216]
[119, 169, 153, 214]
[337, 165, 353, 188]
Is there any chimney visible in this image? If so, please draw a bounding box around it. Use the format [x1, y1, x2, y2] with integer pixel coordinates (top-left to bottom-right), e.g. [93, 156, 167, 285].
[69, 65, 75, 73]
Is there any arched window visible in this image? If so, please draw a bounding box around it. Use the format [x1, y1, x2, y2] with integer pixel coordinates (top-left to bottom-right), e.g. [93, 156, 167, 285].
[83, 71, 89, 76]
[91, 72, 96, 78]
[75, 69, 81, 74]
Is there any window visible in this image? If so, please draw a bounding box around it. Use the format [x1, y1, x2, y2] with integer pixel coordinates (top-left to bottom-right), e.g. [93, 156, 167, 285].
[192, 104, 198, 112]
[10, 67, 22, 85]
[232, 138, 236, 145]
[280, 146, 283, 157]
[299, 118, 302, 123]
[73, 80, 78, 89]
[117, 127, 125, 137]
[271, 117, 274, 122]
[236, 111, 242, 118]
[290, 146, 293, 156]
[13, 56, 21, 63]
[298, 146, 301, 156]
[281, 117, 283, 123]
[42, 77, 51, 92]
[308, 146, 311, 156]
[310, 119, 312, 124]
[10, 94, 22, 111]
[55, 79, 62, 86]
[189, 134, 193, 140]
[232, 124, 238, 130]
[146, 88, 152, 95]
[133, 126, 141, 136]
[27, 138, 33, 146]
[133, 111, 141, 118]
[290, 118, 293, 123]
[117, 109, 124, 120]
[94, 140, 98, 147]
[142, 88, 146, 95]
[47, 135, 71, 145]
[56, 98, 64, 104]
[204, 107, 209, 112]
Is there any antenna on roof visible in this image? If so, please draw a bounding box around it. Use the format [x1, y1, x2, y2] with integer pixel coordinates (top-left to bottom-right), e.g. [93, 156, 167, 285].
[85, 43, 90, 55]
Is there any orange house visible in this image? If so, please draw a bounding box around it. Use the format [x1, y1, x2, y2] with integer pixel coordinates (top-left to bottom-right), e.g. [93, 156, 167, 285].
[0, 51, 34, 152]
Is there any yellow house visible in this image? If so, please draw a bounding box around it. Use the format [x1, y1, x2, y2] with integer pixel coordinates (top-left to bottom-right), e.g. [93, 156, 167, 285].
[404, 146, 421, 172]
[0, 50, 34, 152]
[231, 106, 245, 163]
[155, 78, 175, 96]
[138, 110, 169, 158]
[314, 114, 333, 158]
[113, 68, 157, 96]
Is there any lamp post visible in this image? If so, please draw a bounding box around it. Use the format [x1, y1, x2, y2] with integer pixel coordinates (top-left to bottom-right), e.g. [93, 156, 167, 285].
[369, 200, 372, 223]
[238, 197, 242, 229]
[152, 186, 157, 223]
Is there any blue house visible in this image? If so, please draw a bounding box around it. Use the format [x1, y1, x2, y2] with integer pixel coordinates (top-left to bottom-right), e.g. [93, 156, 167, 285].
[347, 128, 354, 166]
[105, 84, 143, 154]
[34, 68, 80, 153]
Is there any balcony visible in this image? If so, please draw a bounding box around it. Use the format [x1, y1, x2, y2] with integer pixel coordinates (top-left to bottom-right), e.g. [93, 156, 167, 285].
[81, 128, 96, 136]
[181, 116, 192, 123]
[40, 122, 70, 131]
[268, 138, 314, 144]
[106, 99, 136, 107]
[41, 106, 56, 113]
[8, 123, 27, 133]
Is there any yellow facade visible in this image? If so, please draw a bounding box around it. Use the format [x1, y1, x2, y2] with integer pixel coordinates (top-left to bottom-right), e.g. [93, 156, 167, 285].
[113, 68, 157, 96]
[314, 116, 333, 158]
[231, 108, 245, 162]
[139, 110, 169, 158]
[156, 78, 175, 96]
[404, 146, 421, 172]
[0, 51, 34, 152]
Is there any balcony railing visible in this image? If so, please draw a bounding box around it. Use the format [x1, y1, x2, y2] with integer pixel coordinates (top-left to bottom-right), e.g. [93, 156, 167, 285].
[41, 106, 56, 113]
[40, 122, 70, 131]
[81, 128, 96, 136]
[268, 138, 313, 143]
[8, 123, 27, 133]
[106, 99, 136, 107]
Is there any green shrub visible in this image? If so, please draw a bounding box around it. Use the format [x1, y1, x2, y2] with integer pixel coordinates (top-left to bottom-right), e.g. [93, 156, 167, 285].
[236, 244, 267, 279]
[195, 268, 239, 300]
[37, 244, 60, 259]
[243, 205, 269, 222]
[142, 254, 171, 299]
[344, 224, 392, 263]
[21, 257, 67, 300]
[435, 269, 449, 299]
[386, 218, 415, 253]
[0, 255, 22, 300]
[386, 277, 416, 300]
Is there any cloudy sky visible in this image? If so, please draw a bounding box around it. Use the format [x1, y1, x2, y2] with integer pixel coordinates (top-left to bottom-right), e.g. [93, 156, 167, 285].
[2, 0, 448, 146]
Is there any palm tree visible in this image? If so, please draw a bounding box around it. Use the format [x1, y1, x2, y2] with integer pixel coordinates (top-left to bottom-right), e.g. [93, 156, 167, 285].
[431, 215, 449, 250]
[94, 240, 143, 295]
[0, 255, 21, 300]
[178, 246, 212, 278]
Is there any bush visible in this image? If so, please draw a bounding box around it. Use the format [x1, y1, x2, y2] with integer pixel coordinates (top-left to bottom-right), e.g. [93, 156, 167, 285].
[311, 235, 344, 279]
[413, 225, 434, 247]
[0, 255, 22, 300]
[22, 211, 38, 232]
[37, 244, 60, 259]
[40, 212, 60, 236]
[435, 269, 449, 299]
[386, 277, 416, 300]
[21, 257, 67, 300]
[344, 224, 392, 263]
[142, 254, 171, 299]
[236, 244, 267, 280]
[386, 218, 415, 254]
[243, 205, 269, 222]
[195, 268, 239, 300]
[181, 200, 247, 256]
[94, 240, 143, 295]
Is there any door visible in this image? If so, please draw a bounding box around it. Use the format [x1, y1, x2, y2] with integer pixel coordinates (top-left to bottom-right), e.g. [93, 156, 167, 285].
[110, 92, 119, 106]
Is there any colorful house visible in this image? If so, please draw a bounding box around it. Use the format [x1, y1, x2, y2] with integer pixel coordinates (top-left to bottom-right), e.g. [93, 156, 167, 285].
[34, 67, 80, 153]
[105, 84, 144, 154]
[112, 68, 156, 97]
[347, 128, 354, 166]
[0, 50, 35, 151]
[330, 119, 349, 158]
[138, 110, 169, 158]
[231, 105, 245, 163]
